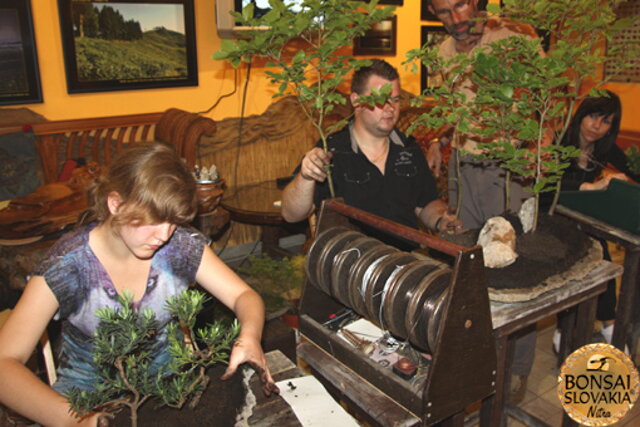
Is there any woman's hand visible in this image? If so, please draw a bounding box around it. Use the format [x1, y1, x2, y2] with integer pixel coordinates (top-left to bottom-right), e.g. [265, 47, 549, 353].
[581, 172, 629, 191]
[221, 337, 279, 396]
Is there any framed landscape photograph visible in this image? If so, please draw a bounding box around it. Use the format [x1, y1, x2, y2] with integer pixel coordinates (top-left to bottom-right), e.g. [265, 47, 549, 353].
[420, 25, 448, 93]
[58, 0, 198, 94]
[0, 0, 42, 105]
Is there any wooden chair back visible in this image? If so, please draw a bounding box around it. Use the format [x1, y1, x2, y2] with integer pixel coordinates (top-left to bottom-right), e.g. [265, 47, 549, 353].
[0, 109, 217, 184]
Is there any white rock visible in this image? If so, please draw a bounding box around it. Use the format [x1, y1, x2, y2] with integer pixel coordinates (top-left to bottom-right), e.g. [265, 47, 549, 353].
[477, 216, 518, 268]
[519, 197, 536, 234]
[482, 241, 518, 268]
[477, 217, 516, 250]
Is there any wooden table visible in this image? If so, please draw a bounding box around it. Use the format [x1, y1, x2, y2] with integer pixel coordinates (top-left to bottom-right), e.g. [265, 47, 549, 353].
[481, 260, 622, 427]
[221, 180, 307, 257]
[556, 204, 640, 356]
[297, 261, 621, 427]
[245, 350, 304, 426]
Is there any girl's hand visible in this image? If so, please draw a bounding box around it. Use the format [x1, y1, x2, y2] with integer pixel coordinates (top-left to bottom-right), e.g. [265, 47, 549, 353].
[221, 337, 279, 396]
[72, 411, 112, 427]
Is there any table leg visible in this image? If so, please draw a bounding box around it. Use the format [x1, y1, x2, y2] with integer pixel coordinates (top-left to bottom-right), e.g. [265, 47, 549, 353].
[261, 224, 283, 257]
[557, 309, 576, 367]
[438, 412, 465, 427]
[612, 248, 640, 351]
[574, 297, 598, 349]
[480, 333, 510, 427]
[559, 298, 598, 427]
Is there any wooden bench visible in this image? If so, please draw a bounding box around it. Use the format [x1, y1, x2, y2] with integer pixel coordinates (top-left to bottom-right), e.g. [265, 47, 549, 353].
[0, 108, 217, 184]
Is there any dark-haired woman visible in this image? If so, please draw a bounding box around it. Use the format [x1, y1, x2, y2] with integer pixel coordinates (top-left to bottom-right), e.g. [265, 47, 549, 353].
[559, 90, 638, 192]
[551, 90, 639, 352]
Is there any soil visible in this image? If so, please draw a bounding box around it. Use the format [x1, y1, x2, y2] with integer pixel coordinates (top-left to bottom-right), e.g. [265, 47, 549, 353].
[110, 364, 248, 426]
[441, 213, 592, 290]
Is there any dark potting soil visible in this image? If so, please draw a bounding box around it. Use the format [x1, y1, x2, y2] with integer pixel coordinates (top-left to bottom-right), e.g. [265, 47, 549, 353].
[110, 364, 247, 426]
[441, 214, 592, 290]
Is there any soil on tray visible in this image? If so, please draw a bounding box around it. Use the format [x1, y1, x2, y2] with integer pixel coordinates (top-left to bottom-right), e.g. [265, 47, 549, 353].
[441, 213, 592, 290]
[110, 364, 248, 426]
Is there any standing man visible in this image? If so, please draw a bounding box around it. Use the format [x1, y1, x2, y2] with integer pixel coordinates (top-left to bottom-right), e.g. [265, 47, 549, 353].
[425, 0, 539, 405]
[281, 59, 459, 248]
[426, 0, 538, 230]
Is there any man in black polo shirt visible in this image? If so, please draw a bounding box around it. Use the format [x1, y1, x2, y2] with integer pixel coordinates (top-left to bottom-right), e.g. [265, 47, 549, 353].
[281, 60, 459, 247]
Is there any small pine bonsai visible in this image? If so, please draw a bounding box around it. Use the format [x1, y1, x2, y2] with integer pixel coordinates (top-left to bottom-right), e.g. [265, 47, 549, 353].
[66, 290, 240, 427]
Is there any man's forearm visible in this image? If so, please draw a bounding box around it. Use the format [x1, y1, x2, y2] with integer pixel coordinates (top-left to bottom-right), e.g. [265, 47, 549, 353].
[281, 174, 316, 222]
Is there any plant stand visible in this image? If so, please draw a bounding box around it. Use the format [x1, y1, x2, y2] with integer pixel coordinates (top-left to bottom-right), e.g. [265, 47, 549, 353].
[221, 180, 308, 257]
[483, 260, 621, 427]
[556, 204, 640, 360]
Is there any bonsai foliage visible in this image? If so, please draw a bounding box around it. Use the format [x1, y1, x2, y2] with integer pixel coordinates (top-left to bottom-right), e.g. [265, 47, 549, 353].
[238, 254, 305, 315]
[67, 291, 239, 427]
[213, 0, 395, 197]
[405, 0, 637, 231]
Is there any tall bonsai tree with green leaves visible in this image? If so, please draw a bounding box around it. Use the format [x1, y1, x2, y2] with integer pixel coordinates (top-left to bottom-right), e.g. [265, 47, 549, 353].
[213, 0, 395, 197]
[405, 0, 637, 231]
[66, 290, 239, 427]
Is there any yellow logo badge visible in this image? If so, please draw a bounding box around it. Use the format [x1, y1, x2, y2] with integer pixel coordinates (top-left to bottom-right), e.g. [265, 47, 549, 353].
[558, 343, 639, 425]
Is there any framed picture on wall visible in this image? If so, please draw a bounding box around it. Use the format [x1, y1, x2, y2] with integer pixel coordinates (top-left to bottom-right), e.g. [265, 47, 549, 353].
[363, 0, 404, 4]
[58, 0, 198, 94]
[354, 16, 397, 56]
[0, 0, 43, 105]
[420, 25, 448, 93]
[421, 0, 489, 21]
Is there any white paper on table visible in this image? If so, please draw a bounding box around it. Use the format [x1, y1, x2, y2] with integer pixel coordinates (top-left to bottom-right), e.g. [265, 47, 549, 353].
[276, 375, 360, 427]
[338, 317, 385, 344]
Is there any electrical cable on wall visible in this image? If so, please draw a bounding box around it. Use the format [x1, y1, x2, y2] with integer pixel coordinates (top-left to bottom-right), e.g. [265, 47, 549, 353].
[198, 68, 239, 115]
[196, 67, 238, 163]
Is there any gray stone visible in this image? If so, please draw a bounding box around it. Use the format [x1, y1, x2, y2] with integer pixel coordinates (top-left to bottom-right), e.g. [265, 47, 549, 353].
[519, 197, 536, 234]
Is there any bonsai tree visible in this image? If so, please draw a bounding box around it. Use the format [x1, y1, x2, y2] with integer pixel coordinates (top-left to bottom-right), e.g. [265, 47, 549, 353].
[213, 0, 395, 197]
[66, 290, 240, 427]
[405, 0, 637, 231]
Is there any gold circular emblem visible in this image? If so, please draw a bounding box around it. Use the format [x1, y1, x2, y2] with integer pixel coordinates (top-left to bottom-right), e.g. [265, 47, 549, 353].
[558, 343, 639, 426]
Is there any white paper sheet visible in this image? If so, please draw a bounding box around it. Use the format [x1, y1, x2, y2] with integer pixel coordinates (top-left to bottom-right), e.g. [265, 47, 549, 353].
[341, 318, 385, 341]
[276, 376, 360, 427]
